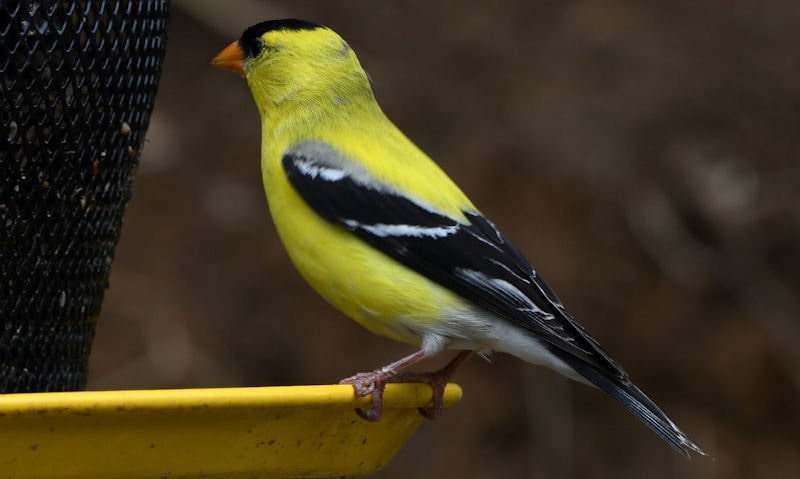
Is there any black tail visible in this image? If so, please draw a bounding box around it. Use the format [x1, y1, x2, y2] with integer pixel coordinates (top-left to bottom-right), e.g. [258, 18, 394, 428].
[566, 359, 707, 457]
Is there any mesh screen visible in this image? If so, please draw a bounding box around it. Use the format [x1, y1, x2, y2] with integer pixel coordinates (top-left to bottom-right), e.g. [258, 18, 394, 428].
[0, 1, 169, 392]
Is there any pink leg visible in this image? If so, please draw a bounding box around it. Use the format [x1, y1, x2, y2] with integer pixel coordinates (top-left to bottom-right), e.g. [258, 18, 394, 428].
[339, 349, 428, 421]
[340, 350, 473, 421]
[394, 350, 473, 419]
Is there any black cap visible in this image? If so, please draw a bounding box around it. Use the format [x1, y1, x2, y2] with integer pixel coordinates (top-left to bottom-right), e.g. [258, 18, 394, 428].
[239, 19, 323, 59]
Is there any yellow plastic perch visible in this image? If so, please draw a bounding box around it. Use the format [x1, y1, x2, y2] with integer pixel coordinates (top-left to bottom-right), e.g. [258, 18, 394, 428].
[0, 383, 461, 478]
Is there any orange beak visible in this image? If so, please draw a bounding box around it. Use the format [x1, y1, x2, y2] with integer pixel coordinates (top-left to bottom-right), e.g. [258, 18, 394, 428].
[212, 41, 246, 76]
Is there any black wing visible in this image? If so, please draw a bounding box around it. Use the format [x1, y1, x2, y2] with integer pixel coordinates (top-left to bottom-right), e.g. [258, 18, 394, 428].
[282, 142, 625, 379]
[282, 141, 706, 456]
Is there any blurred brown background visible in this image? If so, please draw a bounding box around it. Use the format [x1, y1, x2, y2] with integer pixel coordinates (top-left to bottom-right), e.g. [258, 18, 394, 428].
[88, 1, 800, 478]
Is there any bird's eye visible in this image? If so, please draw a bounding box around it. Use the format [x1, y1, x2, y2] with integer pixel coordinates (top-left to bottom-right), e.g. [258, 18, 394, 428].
[240, 37, 265, 60]
[253, 39, 267, 57]
[251, 39, 265, 58]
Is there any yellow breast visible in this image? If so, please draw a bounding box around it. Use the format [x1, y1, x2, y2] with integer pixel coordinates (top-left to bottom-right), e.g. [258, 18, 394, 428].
[259, 113, 469, 345]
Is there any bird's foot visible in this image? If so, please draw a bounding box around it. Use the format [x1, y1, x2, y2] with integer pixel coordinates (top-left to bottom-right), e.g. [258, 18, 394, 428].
[340, 369, 397, 421]
[339, 349, 429, 421]
[339, 350, 472, 421]
[393, 350, 472, 419]
[392, 370, 449, 419]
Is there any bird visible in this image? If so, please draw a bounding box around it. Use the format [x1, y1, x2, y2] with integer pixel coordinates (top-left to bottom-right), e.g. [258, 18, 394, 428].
[212, 18, 706, 457]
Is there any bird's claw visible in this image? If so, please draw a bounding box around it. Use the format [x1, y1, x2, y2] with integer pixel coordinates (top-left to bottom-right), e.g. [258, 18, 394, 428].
[343, 370, 448, 421]
[354, 383, 385, 421]
[341, 371, 391, 421]
[355, 407, 381, 421]
[394, 371, 448, 420]
[356, 382, 375, 395]
[342, 351, 471, 422]
[339, 372, 382, 396]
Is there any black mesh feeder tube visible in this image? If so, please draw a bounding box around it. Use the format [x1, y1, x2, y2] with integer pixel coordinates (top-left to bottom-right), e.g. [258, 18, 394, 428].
[0, 1, 169, 392]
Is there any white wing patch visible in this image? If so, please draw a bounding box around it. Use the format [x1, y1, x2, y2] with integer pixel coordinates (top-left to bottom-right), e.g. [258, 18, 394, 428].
[463, 226, 504, 251]
[456, 268, 556, 321]
[343, 219, 459, 239]
[487, 258, 534, 284]
[292, 157, 348, 182]
[286, 142, 454, 219]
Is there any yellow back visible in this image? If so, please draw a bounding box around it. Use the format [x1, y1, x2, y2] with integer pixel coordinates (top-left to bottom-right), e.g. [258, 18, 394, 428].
[243, 25, 475, 221]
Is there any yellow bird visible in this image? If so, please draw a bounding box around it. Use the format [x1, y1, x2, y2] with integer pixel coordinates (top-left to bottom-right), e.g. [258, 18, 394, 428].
[213, 19, 706, 456]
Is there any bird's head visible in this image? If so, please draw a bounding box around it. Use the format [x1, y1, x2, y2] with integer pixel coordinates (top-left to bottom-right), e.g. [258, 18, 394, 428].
[213, 19, 373, 116]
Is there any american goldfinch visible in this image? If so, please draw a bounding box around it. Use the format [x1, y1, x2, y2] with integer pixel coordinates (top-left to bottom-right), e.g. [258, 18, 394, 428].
[212, 19, 706, 456]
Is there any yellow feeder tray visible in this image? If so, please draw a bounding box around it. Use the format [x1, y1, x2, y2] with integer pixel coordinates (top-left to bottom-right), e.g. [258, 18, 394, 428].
[0, 383, 461, 479]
